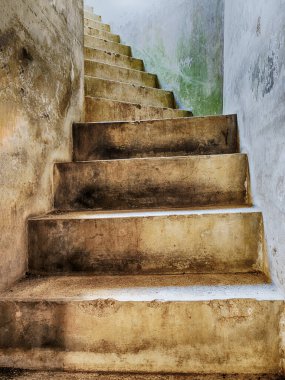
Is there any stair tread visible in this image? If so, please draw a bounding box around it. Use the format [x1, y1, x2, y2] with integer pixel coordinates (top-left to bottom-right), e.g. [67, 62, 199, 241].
[56, 152, 245, 164]
[84, 97, 192, 121]
[85, 76, 174, 108]
[84, 35, 131, 50]
[84, 27, 120, 43]
[84, 47, 143, 63]
[84, 18, 111, 32]
[84, 59, 155, 77]
[75, 113, 236, 126]
[84, 75, 171, 94]
[85, 95, 189, 112]
[84, 16, 102, 23]
[31, 206, 261, 221]
[1, 273, 281, 302]
[84, 17, 108, 27]
[84, 60, 157, 88]
[84, 37, 131, 56]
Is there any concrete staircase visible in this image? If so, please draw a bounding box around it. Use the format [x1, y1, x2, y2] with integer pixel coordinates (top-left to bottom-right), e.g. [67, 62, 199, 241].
[0, 8, 284, 379]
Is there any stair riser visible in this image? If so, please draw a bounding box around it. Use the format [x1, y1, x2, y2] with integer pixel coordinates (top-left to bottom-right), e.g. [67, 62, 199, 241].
[84, 12, 101, 22]
[85, 97, 191, 122]
[84, 61, 157, 88]
[54, 155, 250, 211]
[84, 18, 110, 32]
[28, 212, 265, 275]
[73, 115, 238, 161]
[85, 77, 174, 108]
[84, 27, 120, 43]
[84, 35, 131, 56]
[84, 47, 144, 71]
[0, 300, 282, 373]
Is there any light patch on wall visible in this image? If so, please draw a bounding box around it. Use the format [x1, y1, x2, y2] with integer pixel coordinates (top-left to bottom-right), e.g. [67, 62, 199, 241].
[251, 51, 279, 99]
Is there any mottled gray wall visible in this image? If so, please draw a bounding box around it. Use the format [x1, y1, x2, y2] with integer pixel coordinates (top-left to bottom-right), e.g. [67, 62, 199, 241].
[224, 0, 285, 291]
[0, 0, 84, 290]
[85, 0, 224, 116]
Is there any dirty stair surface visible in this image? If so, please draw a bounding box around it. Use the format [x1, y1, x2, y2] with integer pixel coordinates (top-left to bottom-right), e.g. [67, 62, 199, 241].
[28, 207, 266, 275]
[0, 8, 284, 378]
[0, 274, 283, 373]
[0, 371, 284, 380]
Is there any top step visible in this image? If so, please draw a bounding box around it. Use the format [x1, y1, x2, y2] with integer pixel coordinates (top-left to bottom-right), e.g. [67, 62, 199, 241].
[84, 10, 102, 22]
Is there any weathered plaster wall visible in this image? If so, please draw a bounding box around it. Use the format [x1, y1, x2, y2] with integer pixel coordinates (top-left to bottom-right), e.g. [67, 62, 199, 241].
[0, 0, 84, 290]
[85, 0, 224, 116]
[224, 0, 285, 291]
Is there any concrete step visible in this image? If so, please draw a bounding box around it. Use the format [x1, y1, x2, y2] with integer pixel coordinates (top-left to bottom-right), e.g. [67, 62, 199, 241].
[84, 11, 102, 22]
[0, 275, 283, 373]
[84, 47, 144, 71]
[0, 371, 282, 380]
[84, 96, 191, 122]
[84, 60, 157, 88]
[84, 18, 111, 32]
[28, 208, 268, 276]
[85, 77, 174, 108]
[73, 115, 238, 161]
[84, 35, 131, 56]
[53, 154, 250, 211]
[84, 26, 120, 43]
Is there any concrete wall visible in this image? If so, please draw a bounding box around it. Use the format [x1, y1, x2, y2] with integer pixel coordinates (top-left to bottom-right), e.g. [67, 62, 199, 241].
[224, 0, 285, 292]
[85, 0, 224, 116]
[0, 0, 84, 290]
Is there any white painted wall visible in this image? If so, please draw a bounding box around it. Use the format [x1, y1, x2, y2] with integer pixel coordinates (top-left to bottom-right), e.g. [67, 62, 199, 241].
[224, 0, 285, 292]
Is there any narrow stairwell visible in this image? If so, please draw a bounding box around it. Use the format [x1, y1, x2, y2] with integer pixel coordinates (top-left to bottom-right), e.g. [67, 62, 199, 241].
[0, 9, 284, 378]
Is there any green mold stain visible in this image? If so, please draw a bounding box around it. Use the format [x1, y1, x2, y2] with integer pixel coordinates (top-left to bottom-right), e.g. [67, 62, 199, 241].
[131, 0, 224, 116]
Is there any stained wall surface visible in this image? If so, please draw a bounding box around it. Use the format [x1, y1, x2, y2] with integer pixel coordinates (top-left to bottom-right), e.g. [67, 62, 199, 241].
[224, 0, 285, 292]
[85, 0, 224, 116]
[0, 0, 84, 290]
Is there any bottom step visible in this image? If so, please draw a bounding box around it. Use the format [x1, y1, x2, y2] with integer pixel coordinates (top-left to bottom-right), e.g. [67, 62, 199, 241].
[0, 274, 283, 374]
[85, 96, 192, 122]
[0, 370, 283, 380]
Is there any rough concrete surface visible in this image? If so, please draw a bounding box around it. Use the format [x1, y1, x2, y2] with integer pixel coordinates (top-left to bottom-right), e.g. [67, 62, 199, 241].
[84, 47, 144, 71]
[84, 76, 174, 108]
[84, 97, 191, 122]
[84, 60, 157, 88]
[0, 274, 283, 373]
[0, 273, 277, 301]
[0, 371, 284, 379]
[28, 208, 267, 275]
[84, 35, 131, 56]
[53, 154, 250, 210]
[84, 28, 117, 43]
[84, 27, 120, 43]
[84, 18, 110, 32]
[72, 115, 238, 161]
[0, 0, 84, 291]
[84, 11, 101, 22]
[223, 0, 285, 294]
